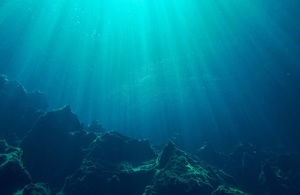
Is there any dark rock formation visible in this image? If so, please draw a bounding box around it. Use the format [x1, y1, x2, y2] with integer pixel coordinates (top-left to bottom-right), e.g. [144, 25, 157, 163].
[86, 119, 105, 133]
[27, 90, 49, 112]
[15, 183, 51, 195]
[0, 75, 48, 144]
[1, 76, 298, 194]
[59, 131, 157, 195]
[87, 131, 157, 164]
[20, 105, 96, 193]
[259, 153, 300, 195]
[0, 138, 31, 194]
[144, 141, 242, 195]
[0, 74, 28, 143]
[197, 142, 265, 194]
[60, 159, 156, 195]
[225, 144, 263, 193]
[60, 139, 247, 195]
[0, 75, 28, 117]
[197, 142, 300, 194]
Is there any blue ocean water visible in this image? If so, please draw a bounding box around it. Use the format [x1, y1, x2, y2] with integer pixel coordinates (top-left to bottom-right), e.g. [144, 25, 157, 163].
[0, 0, 299, 152]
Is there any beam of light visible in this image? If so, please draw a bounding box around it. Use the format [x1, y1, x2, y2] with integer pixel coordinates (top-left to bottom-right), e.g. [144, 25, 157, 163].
[0, 0, 299, 149]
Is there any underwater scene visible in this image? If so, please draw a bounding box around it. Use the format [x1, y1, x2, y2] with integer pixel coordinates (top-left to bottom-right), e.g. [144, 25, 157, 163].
[0, 0, 300, 194]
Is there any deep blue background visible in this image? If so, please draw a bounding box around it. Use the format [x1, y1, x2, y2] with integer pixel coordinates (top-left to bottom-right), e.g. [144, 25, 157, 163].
[0, 0, 300, 152]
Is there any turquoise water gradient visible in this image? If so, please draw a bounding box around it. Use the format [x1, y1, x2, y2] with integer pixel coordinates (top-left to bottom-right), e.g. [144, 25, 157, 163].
[0, 0, 299, 149]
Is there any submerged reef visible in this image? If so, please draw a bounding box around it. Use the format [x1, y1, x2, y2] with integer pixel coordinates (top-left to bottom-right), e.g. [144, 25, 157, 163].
[0, 74, 300, 195]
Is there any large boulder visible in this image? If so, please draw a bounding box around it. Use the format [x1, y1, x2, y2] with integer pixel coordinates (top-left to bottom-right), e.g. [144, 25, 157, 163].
[20, 105, 96, 193]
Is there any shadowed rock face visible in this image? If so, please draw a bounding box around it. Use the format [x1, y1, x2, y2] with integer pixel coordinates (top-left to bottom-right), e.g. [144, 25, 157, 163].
[27, 90, 49, 112]
[86, 131, 157, 164]
[0, 139, 31, 194]
[59, 131, 158, 195]
[0, 75, 28, 143]
[60, 140, 246, 195]
[144, 141, 240, 195]
[0, 75, 28, 117]
[19, 105, 96, 192]
[0, 75, 49, 144]
[197, 142, 300, 195]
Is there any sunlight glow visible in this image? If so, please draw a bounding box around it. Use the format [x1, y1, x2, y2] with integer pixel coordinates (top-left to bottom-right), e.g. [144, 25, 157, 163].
[0, 0, 299, 146]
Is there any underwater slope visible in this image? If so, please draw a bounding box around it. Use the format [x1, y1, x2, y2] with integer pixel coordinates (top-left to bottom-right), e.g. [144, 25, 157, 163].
[1, 75, 300, 194]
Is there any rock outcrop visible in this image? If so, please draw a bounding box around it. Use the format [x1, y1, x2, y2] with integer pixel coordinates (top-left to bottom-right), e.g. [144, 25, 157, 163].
[20, 105, 96, 193]
[0, 139, 31, 194]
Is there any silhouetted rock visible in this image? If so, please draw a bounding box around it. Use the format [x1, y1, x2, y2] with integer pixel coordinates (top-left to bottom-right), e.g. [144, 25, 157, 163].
[0, 75, 48, 144]
[0, 74, 28, 143]
[59, 131, 157, 195]
[0, 138, 31, 194]
[197, 142, 267, 194]
[20, 105, 96, 193]
[0, 75, 28, 117]
[258, 153, 300, 195]
[87, 131, 157, 164]
[145, 141, 241, 195]
[60, 140, 247, 195]
[15, 183, 51, 195]
[197, 142, 300, 194]
[19, 107, 45, 138]
[60, 159, 156, 195]
[27, 90, 49, 112]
